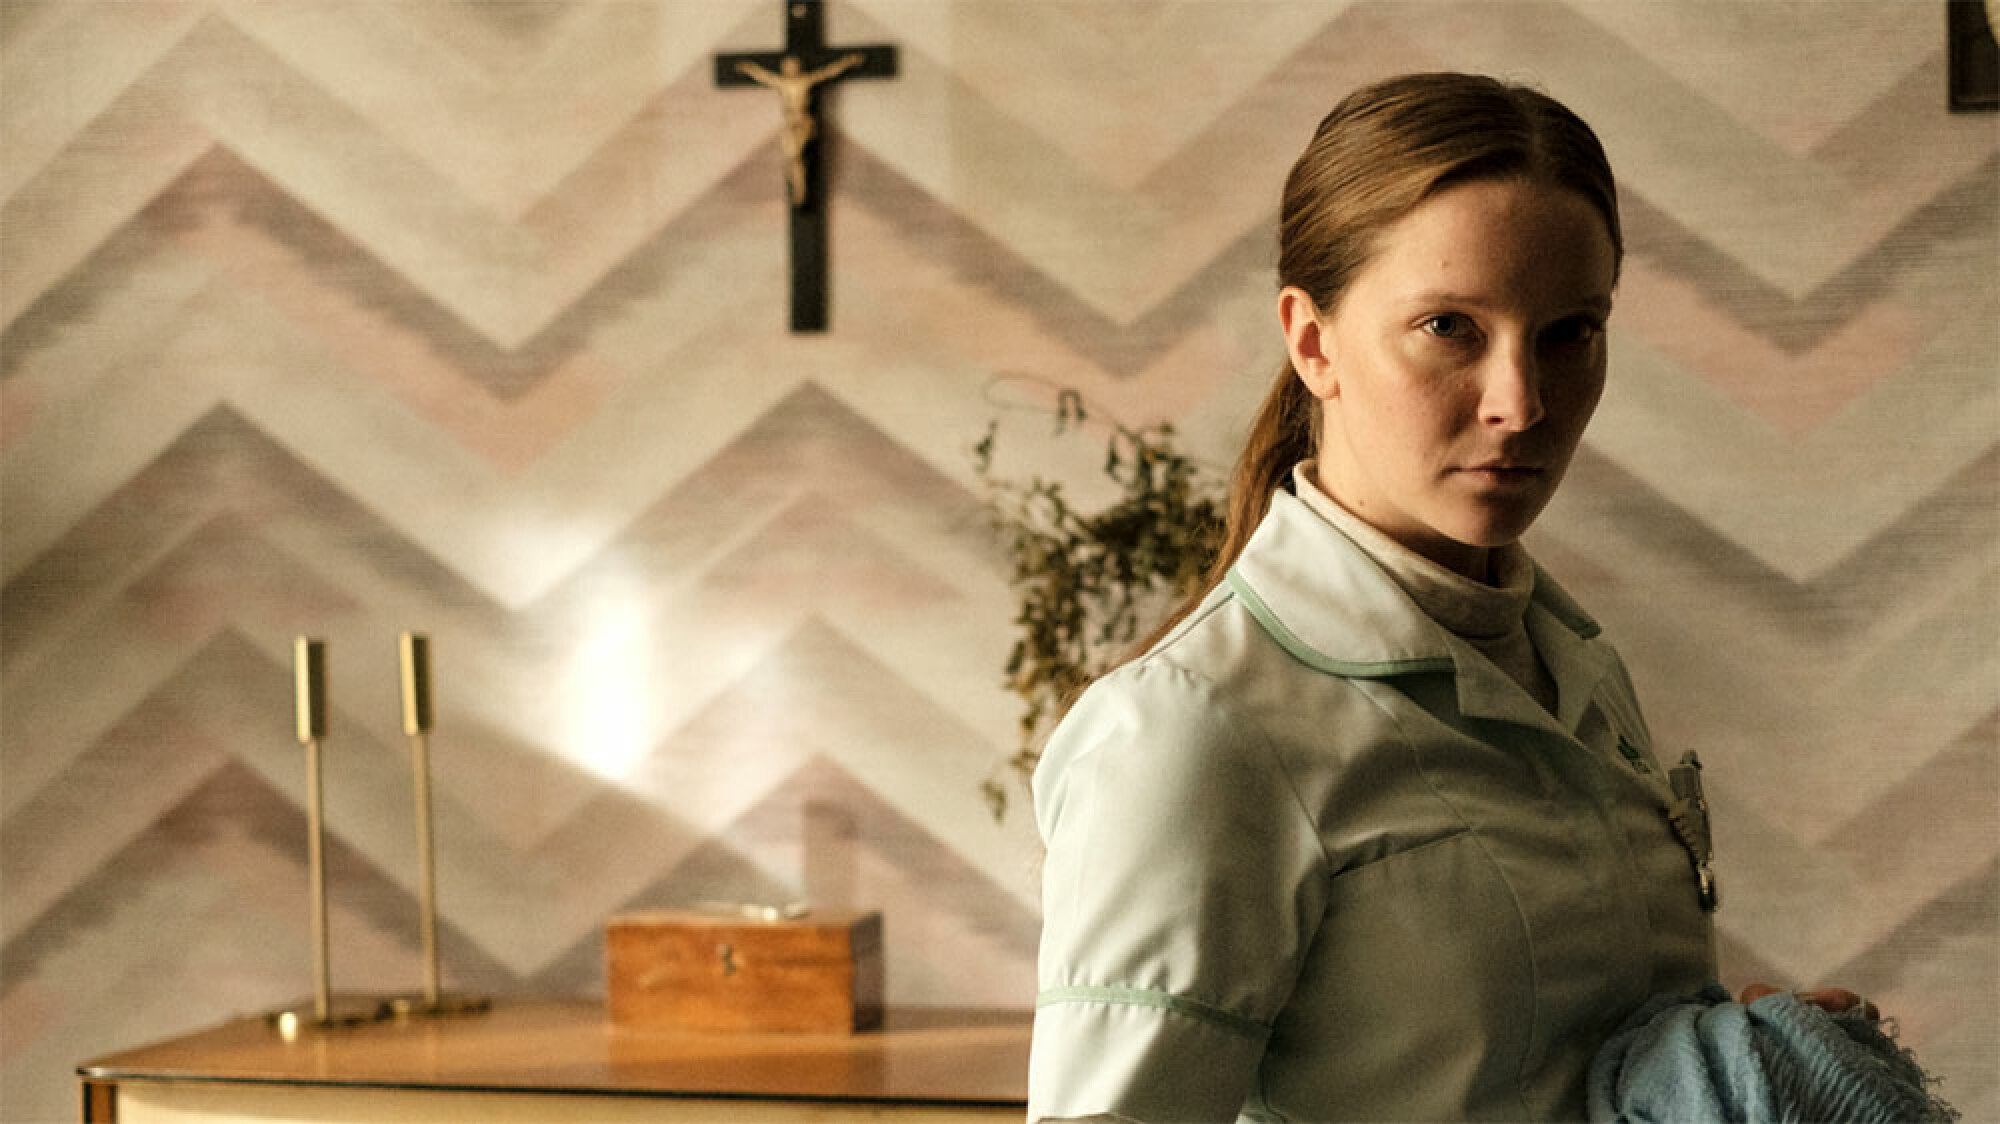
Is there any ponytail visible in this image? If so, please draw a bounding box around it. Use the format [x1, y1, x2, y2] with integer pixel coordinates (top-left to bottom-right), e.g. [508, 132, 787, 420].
[1127, 362, 1317, 655]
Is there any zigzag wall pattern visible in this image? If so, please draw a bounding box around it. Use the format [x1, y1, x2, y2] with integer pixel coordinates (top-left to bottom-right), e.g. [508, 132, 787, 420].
[2, 2, 1994, 1120]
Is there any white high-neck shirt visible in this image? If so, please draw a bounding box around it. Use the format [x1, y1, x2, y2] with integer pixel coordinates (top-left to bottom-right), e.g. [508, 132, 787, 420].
[1292, 463, 1558, 714]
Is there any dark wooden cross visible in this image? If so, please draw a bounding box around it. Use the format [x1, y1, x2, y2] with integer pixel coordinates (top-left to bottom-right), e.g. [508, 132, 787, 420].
[716, 1, 897, 332]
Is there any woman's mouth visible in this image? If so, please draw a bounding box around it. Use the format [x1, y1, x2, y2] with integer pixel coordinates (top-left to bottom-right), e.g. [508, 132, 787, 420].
[1459, 463, 1545, 487]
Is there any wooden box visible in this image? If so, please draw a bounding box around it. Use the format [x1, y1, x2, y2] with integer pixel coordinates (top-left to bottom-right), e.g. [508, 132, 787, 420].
[606, 909, 884, 1034]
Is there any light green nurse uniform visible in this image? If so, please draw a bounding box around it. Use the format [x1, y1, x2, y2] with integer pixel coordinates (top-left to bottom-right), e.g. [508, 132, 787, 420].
[1028, 486, 1717, 1122]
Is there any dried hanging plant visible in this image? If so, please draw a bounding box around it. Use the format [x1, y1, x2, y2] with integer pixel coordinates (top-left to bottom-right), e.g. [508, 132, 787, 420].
[973, 387, 1224, 820]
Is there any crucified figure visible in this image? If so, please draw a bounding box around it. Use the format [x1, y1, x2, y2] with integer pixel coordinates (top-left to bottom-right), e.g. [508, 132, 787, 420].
[734, 53, 866, 205]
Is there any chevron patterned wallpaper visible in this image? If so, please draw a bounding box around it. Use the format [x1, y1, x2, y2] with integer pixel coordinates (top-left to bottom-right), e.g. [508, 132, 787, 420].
[2, 2, 1995, 1120]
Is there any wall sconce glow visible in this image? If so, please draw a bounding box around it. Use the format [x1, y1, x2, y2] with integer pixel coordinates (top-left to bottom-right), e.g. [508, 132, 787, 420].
[559, 587, 660, 783]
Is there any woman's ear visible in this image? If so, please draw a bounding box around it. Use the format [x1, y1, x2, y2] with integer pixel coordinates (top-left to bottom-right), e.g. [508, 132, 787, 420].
[1277, 287, 1338, 400]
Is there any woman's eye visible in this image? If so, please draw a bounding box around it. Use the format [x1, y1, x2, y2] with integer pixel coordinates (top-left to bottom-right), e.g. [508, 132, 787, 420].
[1421, 313, 1473, 340]
[1545, 317, 1603, 346]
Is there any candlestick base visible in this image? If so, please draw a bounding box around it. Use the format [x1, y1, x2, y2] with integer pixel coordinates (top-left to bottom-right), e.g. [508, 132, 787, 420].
[262, 996, 392, 1034]
[383, 992, 492, 1019]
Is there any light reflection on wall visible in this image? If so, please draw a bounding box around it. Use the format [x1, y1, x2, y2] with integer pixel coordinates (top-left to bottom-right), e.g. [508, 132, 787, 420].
[557, 578, 661, 783]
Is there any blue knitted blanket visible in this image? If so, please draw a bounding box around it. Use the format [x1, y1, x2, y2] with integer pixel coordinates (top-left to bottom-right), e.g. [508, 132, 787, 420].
[1587, 984, 1958, 1123]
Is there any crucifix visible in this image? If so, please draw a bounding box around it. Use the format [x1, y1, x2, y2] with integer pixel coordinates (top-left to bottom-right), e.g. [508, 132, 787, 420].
[716, 1, 897, 332]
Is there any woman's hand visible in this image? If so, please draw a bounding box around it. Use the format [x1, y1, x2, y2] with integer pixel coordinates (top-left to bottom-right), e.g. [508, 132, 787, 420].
[1737, 982, 1881, 1021]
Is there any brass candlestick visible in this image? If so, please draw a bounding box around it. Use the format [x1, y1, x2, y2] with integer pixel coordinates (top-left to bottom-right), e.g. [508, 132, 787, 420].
[405, 633, 439, 1005]
[267, 638, 385, 1030]
[386, 633, 488, 1019]
[300, 637, 330, 1022]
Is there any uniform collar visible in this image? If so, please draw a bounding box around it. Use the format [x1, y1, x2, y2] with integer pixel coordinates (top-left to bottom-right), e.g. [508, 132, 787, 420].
[1226, 488, 1612, 732]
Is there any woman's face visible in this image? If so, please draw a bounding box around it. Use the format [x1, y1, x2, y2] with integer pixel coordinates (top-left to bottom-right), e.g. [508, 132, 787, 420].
[1279, 177, 1617, 579]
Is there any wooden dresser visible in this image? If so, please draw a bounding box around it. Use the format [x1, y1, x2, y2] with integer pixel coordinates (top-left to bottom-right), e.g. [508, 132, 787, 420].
[78, 998, 1030, 1122]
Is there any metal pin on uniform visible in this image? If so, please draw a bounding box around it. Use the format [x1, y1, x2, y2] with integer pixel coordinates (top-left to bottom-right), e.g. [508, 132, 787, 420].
[1667, 750, 1720, 912]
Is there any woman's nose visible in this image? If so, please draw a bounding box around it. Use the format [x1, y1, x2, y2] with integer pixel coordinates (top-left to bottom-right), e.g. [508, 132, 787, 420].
[1479, 347, 1545, 431]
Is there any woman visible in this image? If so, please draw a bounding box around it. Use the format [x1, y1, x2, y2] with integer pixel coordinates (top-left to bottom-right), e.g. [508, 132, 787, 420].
[1029, 72, 1787, 1122]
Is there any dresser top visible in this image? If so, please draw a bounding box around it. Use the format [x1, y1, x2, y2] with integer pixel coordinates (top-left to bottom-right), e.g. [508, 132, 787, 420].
[79, 998, 1031, 1106]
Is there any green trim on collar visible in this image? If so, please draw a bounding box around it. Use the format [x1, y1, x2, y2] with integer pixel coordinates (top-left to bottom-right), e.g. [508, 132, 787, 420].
[1227, 569, 1456, 679]
[1036, 985, 1270, 1040]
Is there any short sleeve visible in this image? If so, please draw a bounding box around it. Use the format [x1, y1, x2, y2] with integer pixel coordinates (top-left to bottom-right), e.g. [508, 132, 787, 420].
[1028, 660, 1327, 1122]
